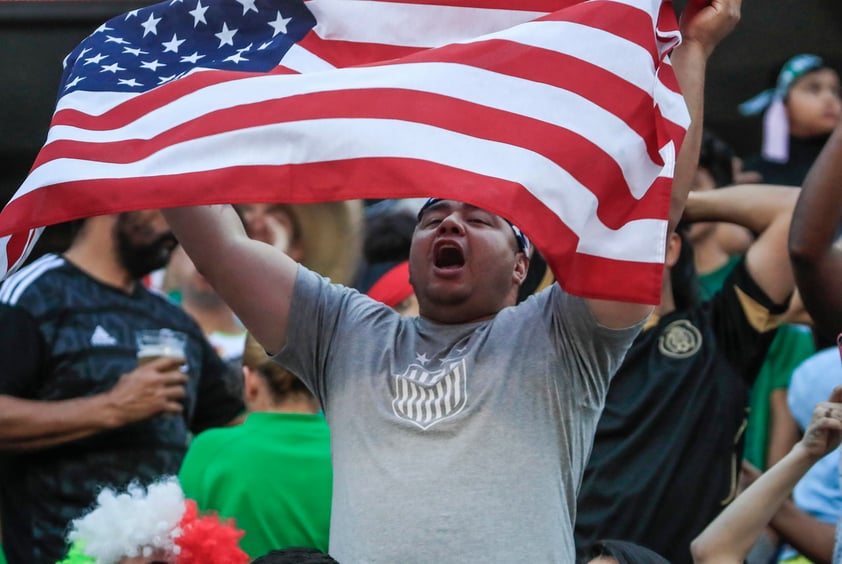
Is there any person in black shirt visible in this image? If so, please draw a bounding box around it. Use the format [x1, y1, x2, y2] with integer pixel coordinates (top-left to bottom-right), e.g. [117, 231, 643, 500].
[0, 211, 244, 564]
[575, 184, 799, 564]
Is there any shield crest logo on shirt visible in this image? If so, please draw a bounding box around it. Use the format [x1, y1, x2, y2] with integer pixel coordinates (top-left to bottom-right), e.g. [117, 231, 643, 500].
[392, 358, 467, 430]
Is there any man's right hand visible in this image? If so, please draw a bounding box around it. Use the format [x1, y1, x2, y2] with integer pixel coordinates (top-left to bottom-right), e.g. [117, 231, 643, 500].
[104, 357, 188, 427]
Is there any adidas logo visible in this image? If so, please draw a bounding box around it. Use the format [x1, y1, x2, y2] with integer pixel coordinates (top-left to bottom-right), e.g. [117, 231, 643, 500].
[90, 325, 117, 346]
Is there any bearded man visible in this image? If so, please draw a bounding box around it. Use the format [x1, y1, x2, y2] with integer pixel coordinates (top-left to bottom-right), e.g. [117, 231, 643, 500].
[0, 211, 244, 564]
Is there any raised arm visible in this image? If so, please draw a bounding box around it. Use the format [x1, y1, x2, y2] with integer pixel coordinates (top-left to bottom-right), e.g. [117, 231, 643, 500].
[789, 123, 842, 340]
[690, 387, 842, 564]
[162, 205, 297, 354]
[683, 184, 799, 305]
[585, 0, 740, 328]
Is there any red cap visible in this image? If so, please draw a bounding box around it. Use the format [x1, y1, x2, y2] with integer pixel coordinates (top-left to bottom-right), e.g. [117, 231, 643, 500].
[367, 261, 413, 307]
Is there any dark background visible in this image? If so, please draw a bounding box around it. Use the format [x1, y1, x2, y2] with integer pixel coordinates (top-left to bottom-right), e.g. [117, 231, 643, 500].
[1, 0, 841, 206]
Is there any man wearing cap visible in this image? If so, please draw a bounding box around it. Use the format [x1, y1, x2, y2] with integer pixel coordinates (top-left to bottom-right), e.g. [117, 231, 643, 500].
[161, 2, 739, 560]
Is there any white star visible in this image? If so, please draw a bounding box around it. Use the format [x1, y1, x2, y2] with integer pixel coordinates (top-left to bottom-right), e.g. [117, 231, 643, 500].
[83, 53, 108, 65]
[235, 0, 258, 15]
[118, 78, 144, 87]
[140, 59, 166, 71]
[124, 9, 140, 19]
[76, 47, 92, 61]
[140, 12, 162, 37]
[188, 0, 209, 27]
[237, 43, 253, 54]
[94, 23, 113, 34]
[268, 11, 292, 37]
[180, 51, 205, 64]
[158, 74, 177, 84]
[64, 76, 85, 90]
[170, 0, 184, 4]
[161, 33, 186, 53]
[62, 53, 71, 69]
[214, 23, 237, 47]
[100, 62, 125, 73]
[105, 35, 129, 45]
[123, 46, 149, 56]
[258, 41, 274, 51]
[224, 52, 249, 63]
[415, 353, 430, 365]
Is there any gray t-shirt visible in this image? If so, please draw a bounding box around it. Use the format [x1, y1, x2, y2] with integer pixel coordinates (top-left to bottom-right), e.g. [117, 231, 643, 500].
[275, 267, 640, 563]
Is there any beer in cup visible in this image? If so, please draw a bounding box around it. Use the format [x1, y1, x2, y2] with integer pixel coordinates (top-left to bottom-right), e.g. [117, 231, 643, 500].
[135, 329, 187, 366]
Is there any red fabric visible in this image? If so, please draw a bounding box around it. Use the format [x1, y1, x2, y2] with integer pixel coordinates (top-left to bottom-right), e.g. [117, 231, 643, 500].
[175, 500, 249, 564]
[368, 261, 413, 307]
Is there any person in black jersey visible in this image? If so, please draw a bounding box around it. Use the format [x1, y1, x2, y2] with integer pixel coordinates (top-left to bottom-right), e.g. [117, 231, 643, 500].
[575, 184, 799, 564]
[0, 211, 244, 564]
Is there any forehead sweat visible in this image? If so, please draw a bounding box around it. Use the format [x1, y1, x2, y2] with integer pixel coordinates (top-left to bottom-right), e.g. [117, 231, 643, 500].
[417, 198, 531, 254]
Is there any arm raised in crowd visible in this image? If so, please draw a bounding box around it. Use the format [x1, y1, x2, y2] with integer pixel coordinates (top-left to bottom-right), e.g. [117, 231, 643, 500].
[683, 184, 799, 305]
[690, 387, 842, 564]
[585, 0, 740, 329]
[162, 205, 297, 354]
[789, 123, 842, 339]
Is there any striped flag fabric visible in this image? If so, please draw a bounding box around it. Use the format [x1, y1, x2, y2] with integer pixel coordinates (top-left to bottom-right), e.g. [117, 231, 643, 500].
[0, 0, 689, 304]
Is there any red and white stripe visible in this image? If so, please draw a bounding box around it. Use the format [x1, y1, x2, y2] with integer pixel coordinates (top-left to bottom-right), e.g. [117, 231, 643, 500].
[0, 0, 687, 303]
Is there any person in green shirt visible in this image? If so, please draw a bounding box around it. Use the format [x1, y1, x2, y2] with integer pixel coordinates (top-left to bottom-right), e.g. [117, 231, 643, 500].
[179, 333, 332, 558]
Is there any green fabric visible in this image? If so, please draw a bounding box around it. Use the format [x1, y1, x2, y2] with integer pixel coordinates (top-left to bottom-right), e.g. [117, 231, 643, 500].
[697, 255, 740, 301]
[0, 544, 7, 564]
[699, 257, 815, 470]
[55, 542, 94, 564]
[179, 412, 332, 558]
[743, 324, 815, 469]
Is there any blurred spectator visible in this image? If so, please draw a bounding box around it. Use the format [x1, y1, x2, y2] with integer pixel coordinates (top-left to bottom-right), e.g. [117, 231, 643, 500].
[56, 476, 248, 564]
[739, 54, 841, 186]
[576, 185, 798, 563]
[689, 131, 815, 472]
[179, 333, 332, 557]
[0, 211, 244, 563]
[164, 246, 247, 366]
[691, 387, 842, 564]
[235, 202, 363, 287]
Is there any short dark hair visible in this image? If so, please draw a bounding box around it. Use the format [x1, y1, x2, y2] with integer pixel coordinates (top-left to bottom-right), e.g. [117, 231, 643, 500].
[252, 547, 339, 563]
[581, 539, 671, 564]
[698, 130, 734, 188]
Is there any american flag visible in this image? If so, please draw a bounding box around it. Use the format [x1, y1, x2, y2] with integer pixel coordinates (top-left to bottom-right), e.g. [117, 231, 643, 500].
[0, 0, 688, 304]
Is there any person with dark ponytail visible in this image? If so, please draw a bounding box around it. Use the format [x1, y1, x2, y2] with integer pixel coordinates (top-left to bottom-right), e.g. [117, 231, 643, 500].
[179, 333, 332, 559]
[583, 540, 670, 564]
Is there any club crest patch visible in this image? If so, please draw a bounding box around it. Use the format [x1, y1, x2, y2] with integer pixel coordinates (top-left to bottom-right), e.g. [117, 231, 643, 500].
[658, 319, 703, 359]
[392, 358, 467, 430]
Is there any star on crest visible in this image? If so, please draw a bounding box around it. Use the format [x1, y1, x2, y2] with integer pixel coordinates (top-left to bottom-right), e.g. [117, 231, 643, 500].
[415, 353, 430, 365]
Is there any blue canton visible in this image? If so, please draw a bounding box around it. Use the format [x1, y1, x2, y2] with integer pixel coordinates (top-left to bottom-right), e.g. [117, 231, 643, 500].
[59, 0, 316, 96]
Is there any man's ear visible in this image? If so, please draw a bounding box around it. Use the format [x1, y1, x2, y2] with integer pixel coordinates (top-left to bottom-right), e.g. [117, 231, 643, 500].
[242, 366, 260, 403]
[664, 231, 683, 268]
[513, 253, 530, 286]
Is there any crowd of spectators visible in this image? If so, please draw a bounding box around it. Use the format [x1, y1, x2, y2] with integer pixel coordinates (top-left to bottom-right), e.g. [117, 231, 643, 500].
[0, 0, 841, 562]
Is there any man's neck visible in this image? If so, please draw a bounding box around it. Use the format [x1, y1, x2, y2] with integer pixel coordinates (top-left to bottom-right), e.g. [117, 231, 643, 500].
[63, 242, 134, 293]
[692, 235, 731, 276]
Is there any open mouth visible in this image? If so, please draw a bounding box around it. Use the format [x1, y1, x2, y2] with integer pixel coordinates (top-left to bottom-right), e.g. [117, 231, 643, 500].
[434, 245, 465, 269]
